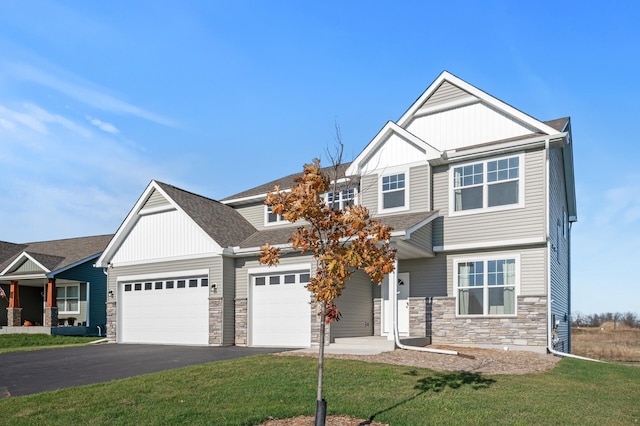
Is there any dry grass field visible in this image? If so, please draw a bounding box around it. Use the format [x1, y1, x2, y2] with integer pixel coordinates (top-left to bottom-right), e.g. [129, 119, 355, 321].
[572, 322, 640, 363]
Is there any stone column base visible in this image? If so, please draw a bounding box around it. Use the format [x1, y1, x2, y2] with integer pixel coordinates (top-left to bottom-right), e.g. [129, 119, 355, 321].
[106, 301, 117, 342]
[7, 308, 22, 326]
[44, 307, 59, 327]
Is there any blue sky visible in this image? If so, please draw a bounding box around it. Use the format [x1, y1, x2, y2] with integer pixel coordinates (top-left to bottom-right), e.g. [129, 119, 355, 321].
[0, 1, 638, 316]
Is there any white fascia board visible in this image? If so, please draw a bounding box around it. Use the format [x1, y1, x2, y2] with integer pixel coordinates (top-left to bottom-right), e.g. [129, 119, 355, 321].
[433, 236, 546, 252]
[397, 71, 562, 136]
[48, 253, 102, 278]
[95, 181, 157, 268]
[0, 273, 46, 280]
[434, 133, 567, 166]
[346, 121, 441, 175]
[1, 252, 50, 276]
[232, 243, 295, 257]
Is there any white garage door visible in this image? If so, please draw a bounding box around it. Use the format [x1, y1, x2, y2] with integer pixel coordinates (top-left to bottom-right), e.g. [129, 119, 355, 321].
[251, 271, 311, 347]
[119, 277, 209, 345]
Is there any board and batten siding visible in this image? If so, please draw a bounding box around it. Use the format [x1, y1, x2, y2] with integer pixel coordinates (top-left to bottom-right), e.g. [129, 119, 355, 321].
[406, 102, 538, 152]
[549, 147, 571, 352]
[445, 246, 547, 297]
[111, 210, 222, 264]
[14, 258, 42, 273]
[432, 148, 546, 248]
[331, 270, 373, 340]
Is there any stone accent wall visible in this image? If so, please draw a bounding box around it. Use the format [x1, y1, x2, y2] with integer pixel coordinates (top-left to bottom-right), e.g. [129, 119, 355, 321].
[106, 301, 117, 342]
[7, 308, 21, 326]
[209, 298, 224, 345]
[44, 307, 59, 327]
[430, 296, 548, 350]
[310, 300, 330, 346]
[373, 298, 382, 336]
[235, 298, 247, 345]
[408, 297, 427, 337]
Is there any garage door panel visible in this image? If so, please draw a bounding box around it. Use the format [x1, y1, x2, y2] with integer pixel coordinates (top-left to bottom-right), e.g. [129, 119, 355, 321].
[119, 278, 209, 345]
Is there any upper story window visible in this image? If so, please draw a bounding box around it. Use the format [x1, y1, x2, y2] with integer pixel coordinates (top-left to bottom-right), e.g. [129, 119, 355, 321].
[381, 172, 406, 211]
[451, 154, 523, 214]
[455, 256, 518, 316]
[57, 284, 80, 314]
[265, 205, 286, 225]
[326, 188, 356, 211]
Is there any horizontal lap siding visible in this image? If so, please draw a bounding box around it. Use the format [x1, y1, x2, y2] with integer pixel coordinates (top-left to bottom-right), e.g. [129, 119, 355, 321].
[400, 256, 447, 297]
[410, 164, 430, 211]
[408, 224, 433, 254]
[58, 260, 108, 327]
[432, 148, 546, 247]
[234, 202, 266, 230]
[143, 189, 171, 209]
[223, 256, 235, 345]
[359, 174, 378, 215]
[331, 271, 373, 339]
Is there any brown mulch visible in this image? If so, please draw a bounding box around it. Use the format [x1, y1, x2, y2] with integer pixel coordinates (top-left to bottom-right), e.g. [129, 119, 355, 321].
[261, 346, 561, 425]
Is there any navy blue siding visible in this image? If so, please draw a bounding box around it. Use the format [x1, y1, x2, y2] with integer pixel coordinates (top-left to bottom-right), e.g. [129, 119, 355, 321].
[57, 260, 107, 333]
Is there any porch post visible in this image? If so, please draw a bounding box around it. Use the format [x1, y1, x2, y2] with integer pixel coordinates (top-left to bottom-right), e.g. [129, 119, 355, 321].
[44, 278, 59, 327]
[7, 280, 22, 326]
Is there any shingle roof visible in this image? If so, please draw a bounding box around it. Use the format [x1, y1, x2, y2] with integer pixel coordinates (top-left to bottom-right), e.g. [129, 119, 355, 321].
[222, 162, 353, 202]
[0, 234, 113, 276]
[544, 117, 570, 132]
[155, 181, 257, 248]
[237, 210, 437, 250]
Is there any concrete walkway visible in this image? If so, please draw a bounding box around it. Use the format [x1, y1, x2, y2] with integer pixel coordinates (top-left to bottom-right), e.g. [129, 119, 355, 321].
[294, 336, 396, 355]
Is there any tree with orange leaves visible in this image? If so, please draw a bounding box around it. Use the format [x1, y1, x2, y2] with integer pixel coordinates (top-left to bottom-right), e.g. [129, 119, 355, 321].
[259, 157, 396, 426]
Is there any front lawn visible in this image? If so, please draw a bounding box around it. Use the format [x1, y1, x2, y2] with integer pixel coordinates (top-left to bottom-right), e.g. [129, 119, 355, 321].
[0, 354, 638, 425]
[0, 334, 99, 353]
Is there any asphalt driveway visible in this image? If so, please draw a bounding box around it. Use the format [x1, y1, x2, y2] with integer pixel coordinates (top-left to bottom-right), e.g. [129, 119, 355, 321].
[0, 343, 287, 398]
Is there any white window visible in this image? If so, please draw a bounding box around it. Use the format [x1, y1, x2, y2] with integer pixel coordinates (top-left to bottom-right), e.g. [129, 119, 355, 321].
[253, 272, 310, 287]
[381, 172, 406, 211]
[452, 154, 523, 214]
[326, 188, 356, 211]
[57, 284, 80, 314]
[455, 256, 518, 316]
[265, 205, 286, 225]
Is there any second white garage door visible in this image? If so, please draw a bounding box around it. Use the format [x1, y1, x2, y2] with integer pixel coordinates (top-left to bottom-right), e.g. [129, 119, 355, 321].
[251, 271, 311, 347]
[119, 276, 210, 345]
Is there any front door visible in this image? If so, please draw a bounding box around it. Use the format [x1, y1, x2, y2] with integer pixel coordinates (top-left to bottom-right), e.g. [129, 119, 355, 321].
[382, 272, 410, 336]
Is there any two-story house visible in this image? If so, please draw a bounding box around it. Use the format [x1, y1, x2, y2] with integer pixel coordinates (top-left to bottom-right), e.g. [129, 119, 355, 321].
[95, 71, 576, 353]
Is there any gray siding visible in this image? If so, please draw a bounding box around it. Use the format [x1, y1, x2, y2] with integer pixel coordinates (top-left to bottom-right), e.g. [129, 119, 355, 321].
[234, 201, 267, 230]
[400, 256, 447, 298]
[432, 148, 546, 247]
[407, 223, 433, 254]
[359, 173, 378, 215]
[419, 81, 476, 111]
[222, 256, 236, 345]
[143, 189, 170, 209]
[331, 271, 374, 340]
[234, 253, 315, 300]
[409, 164, 430, 212]
[15, 258, 42, 273]
[549, 147, 571, 352]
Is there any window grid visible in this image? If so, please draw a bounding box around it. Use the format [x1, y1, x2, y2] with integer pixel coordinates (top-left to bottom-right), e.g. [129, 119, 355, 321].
[456, 258, 517, 316]
[56, 285, 80, 313]
[122, 277, 208, 292]
[381, 173, 406, 210]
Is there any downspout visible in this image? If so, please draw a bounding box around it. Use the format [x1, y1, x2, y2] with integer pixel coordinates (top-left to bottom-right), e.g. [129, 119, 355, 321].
[544, 139, 602, 362]
[390, 250, 458, 356]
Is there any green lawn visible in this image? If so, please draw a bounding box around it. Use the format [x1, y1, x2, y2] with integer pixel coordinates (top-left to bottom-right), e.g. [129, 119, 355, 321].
[0, 354, 638, 425]
[0, 334, 99, 353]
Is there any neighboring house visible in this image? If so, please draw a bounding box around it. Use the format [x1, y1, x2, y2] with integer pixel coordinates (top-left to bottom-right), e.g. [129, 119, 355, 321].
[95, 71, 576, 353]
[0, 235, 113, 336]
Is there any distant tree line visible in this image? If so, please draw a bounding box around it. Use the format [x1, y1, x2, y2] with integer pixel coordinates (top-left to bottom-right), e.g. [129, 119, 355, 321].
[572, 311, 640, 328]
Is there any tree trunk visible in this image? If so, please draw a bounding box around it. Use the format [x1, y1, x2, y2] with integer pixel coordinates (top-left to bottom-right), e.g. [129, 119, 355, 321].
[314, 301, 327, 426]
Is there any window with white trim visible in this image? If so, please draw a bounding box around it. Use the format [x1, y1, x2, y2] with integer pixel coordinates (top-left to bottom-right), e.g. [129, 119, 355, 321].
[57, 284, 80, 314]
[455, 257, 517, 316]
[381, 173, 406, 210]
[452, 155, 522, 213]
[326, 188, 356, 211]
[265, 205, 286, 225]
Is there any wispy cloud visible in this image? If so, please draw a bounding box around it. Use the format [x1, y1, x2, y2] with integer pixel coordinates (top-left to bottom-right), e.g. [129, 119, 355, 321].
[87, 115, 119, 134]
[5, 61, 176, 127]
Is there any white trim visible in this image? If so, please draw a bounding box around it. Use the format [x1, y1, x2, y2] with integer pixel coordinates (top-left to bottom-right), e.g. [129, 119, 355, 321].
[1, 252, 50, 276]
[413, 97, 480, 117]
[138, 205, 177, 216]
[109, 252, 221, 268]
[57, 283, 81, 315]
[448, 152, 525, 217]
[116, 269, 210, 283]
[220, 193, 266, 205]
[264, 204, 289, 227]
[397, 71, 562, 136]
[452, 253, 521, 318]
[247, 263, 312, 275]
[379, 168, 411, 214]
[433, 236, 546, 252]
[1, 273, 46, 280]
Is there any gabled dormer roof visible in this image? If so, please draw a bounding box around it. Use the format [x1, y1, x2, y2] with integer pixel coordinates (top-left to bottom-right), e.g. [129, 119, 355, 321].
[398, 71, 562, 136]
[0, 235, 113, 279]
[96, 180, 257, 267]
